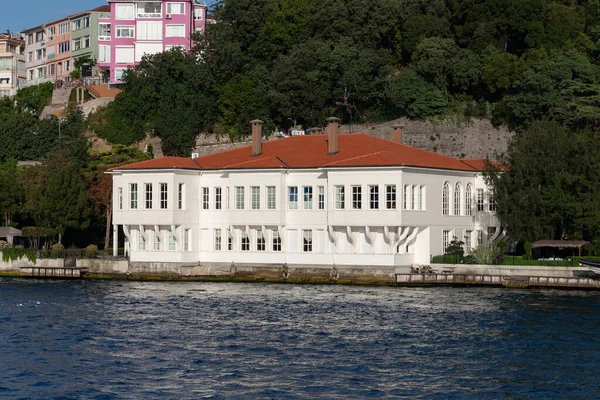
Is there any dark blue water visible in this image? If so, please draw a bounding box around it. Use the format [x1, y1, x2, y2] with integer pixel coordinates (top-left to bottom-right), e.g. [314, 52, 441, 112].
[0, 280, 599, 399]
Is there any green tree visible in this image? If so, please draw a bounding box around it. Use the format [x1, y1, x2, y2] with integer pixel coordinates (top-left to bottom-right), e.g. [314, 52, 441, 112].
[0, 159, 24, 226]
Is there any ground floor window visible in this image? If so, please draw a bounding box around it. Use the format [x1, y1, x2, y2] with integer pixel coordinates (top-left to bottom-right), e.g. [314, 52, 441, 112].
[184, 229, 191, 251]
[215, 229, 222, 251]
[257, 232, 265, 251]
[303, 230, 312, 252]
[273, 231, 281, 252]
[442, 230, 450, 253]
[168, 232, 176, 251]
[241, 232, 250, 251]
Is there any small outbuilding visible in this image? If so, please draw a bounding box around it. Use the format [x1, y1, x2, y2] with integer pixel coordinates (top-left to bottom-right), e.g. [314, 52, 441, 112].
[531, 240, 589, 259]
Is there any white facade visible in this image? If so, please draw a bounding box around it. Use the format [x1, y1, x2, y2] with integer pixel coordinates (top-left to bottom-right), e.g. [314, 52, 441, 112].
[111, 152, 500, 267]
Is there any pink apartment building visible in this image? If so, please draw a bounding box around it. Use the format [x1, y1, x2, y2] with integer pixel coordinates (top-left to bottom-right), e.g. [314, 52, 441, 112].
[44, 17, 73, 82]
[97, 0, 208, 84]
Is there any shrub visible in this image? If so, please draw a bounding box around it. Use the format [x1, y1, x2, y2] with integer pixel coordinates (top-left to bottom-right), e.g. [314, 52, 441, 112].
[0, 246, 36, 263]
[469, 245, 502, 265]
[50, 243, 64, 258]
[84, 244, 98, 258]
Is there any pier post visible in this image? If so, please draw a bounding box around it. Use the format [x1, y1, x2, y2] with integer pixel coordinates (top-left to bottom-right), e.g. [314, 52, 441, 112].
[113, 224, 118, 257]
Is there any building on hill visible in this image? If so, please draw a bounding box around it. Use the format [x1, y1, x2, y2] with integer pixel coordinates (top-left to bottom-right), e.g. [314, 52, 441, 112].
[0, 32, 26, 97]
[22, 25, 49, 87]
[109, 119, 501, 268]
[43, 16, 72, 83]
[98, 0, 208, 84]
[69, 5, 111, 83]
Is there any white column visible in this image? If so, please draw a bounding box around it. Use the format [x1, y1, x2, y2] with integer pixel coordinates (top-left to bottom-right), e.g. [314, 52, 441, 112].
[113, 224, 118, 256]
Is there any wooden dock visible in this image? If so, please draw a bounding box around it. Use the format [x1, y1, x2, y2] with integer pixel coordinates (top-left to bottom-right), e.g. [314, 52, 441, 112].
[396, 273, 600, 290]
[19, 267, 87, 279]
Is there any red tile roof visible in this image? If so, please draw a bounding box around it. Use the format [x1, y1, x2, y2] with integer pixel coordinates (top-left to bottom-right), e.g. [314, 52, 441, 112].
[90, 5, 111, 12]
[112, 156, 200, 171]
[112, 134, 488, 172]
[460, 158, 502, 171]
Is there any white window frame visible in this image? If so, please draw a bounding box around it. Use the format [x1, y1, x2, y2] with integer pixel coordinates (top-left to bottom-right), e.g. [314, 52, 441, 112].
[145, 183, 153, 209]
[386, 185, 396, 209]
[352, 185, 362, 210]
[235, 186, 245, 210]
[303, 230, 313, 252]
[202, 187, 209, 210]
[369, 185, 379, 209]
[166, 24, 185, 37]
[116, 4, 135, 20]
[257, 232, 266, 252]
[184, 229, 191, 251]
[160, 183, 168, 209]
[137, 2, 162, 18]
[465, 184, 472, 216]
[443, 182, 450, 216]
[272, 230, 282, 252]
[178, 183, 185, 210]
[288, 186, 298, 210]
[267, 186, 276, 210]
[215, 187, 222, 210]
[167, 2, 185, 14]
[477, 188, 484, 211]
[118, 187, 123, 210]
[98, 23, 111, 40]
[318, 186, 325, 210]
[130, 183, 138, 209]
[241, 232, 250, 251]
[303, 186, 313, 210]
[116, 25, 135, 38]
[335, 185, 345, 209]
[193, 8, 203, 20]
[251, 186, 260, 210]
[168, 232, 176, 251]
[214, 229, 222, 251]
[443, 230, 450, 253]
[454, 183, 462, 216]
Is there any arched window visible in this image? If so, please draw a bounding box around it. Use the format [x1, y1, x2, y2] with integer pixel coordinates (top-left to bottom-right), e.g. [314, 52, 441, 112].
[454, 183, 461, 216]
[465, 184, 473, 216]
[442, 182, 450, 215]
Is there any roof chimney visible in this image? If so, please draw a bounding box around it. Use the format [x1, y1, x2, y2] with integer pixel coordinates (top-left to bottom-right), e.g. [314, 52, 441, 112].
[392, 124, 405, 144]
[250, 119, 264, 156]
[327, 117, 340, 155]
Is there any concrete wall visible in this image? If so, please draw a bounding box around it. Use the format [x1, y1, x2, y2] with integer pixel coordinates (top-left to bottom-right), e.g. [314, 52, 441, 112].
[433, 264, 589, 278]
[0, 255, 34, 271]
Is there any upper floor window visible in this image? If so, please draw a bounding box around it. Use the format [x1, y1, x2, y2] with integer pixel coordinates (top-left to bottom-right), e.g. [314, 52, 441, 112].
[288, 186, 298, 210]
[454, 183, 461, 216]
[488, 190, 496, 212]
[303, 186, 313, 210]
[116, 26, 135, 38]
[167, 3, 185, 14]
[178, 183, 184, 209]
[193, 8, 203, 20]
[215, 187, 222, 210]
[386, 185, 396, 209]
[442, 182, 450, 215]
[465, 184, 473, 216]
[419, 185, 425, 210]
[27, 34, 33, 45]
[35, 31, 45, 42]
[160, 183, 168, 209]
[47, 27, 56, 40]
[98, 24, 111, 40]
[267, 186, 276, 210]
[118, 188, 123, 210]
[145, 183, 153, 209]
[369, 185, 379, 209]
[403, 185, 410, 210]
[251, 186, 260, 210]
[137, 2, 162, 18]
[335, 185, 345, 209]
[235, 186, 245, 210]
[130, 183, 138, 209]
[476, 188, 484, 211]
[352, 186, 362, 209]
[202, 187, 209, 210]
[58, 41, 69, 54]
[59, 22, 70, 35]
[412, 185, 418, 210]
[318, 186, 325, 210]
[166, 25, 185, 37]
[116, 4, 135, 20]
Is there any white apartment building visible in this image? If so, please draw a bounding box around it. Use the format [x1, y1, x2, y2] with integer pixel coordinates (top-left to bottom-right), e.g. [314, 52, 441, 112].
[22, 25, 49, 87]
[0, 33, 26, 97]
[110, 119, 501, 268]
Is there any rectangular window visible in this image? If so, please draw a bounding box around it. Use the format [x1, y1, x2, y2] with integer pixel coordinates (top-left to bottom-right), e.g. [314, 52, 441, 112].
[241, 232, 250, 251]
[145, 183, 153, 209]
[160, 183, 167, 209]
[465, 230, 472, 253]
[153, 232, 160, 251]
[318, 186, 325, 210]
[116, 26, 135, 38]
[215, 187, 222, 210]
[235, 186, 245, 210]
[419, 186, 425, 210]
[167, 3, 185, 14]
[386, 185, 396, 209]
[251, 186, 260, 210]
[59, 22, 69, 35]
[335, 185, 345, 209]
[27, 34, 33, 45]
[166, 25, 185, 37]
[403, 185, 410, 210]
[116, 4, 135, 19]
[369, 185, 379, 209]
[184, 229, 190, 251]
[202, 187, 209, 210]
[98, 23, 111, 40]
[138, 231, 146, 250]
[47, 27, 55, 41]
[477, 230, 483, 246]
[193, 8, 203, 20]
[98, 45, 111, 63]
[137, 2, 162, 18]
[130, 183, 138, 209]
[273, 231, 282, 252]
[115, 46, 134, 64]
[288, 186, 298, 210]
[267, 186, 276, 210]
[65, 60, 71, 72]
[168, 232, 176, 251]
[226, 187, 230, 210]
[303, 186, 313, 210]
[477, 189, 484, 211]
[83, 35, 90, 48]
[227, 229, 232, 251]
[118, 188, 123, 210]
[136, 21, 163, 40]
[303, 230, 312, 252]
[488, 190, 496, 212]
[352, 186, 361, 209]
[214, 229, 222, 251]
[72, 38, 82, 51]
[412, 185, 418, 210]
[443, 230, 450, 253]
[257, 232, 265, 251]
[58, 41, 69, 54]
[178, 183, 184, 209]
[28, 52, 33, 62]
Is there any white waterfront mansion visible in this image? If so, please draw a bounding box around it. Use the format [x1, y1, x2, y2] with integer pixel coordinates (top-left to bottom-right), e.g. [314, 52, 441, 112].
[110, 119, 501, 267]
